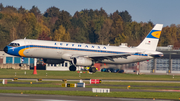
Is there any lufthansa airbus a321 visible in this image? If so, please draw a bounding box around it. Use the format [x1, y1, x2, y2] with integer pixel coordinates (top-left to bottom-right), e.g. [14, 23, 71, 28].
[4, 24, 163, 73]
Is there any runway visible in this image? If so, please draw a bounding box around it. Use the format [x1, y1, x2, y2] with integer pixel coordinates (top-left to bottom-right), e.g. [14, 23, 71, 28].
[0, 93, 172, 101]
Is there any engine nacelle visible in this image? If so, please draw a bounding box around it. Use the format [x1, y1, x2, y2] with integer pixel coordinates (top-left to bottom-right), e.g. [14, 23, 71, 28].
[43, 59, 64, 64]
[73, 57, 93, 66]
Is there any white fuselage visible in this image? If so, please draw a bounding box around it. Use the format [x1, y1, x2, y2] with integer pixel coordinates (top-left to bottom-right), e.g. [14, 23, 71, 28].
[4, 39, 162, 64]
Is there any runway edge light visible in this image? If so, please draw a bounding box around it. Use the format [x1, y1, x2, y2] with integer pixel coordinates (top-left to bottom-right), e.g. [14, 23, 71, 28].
[13, 78, 18, 80]
[38, 78, 42, 81]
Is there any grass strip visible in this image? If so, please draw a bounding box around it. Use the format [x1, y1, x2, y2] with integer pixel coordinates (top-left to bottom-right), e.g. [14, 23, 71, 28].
[0, 69, 180, 80]
[0, 90, 180, 100]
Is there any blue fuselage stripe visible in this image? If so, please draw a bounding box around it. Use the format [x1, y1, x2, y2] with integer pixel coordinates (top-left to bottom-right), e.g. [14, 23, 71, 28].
[7, 45, 148, 57]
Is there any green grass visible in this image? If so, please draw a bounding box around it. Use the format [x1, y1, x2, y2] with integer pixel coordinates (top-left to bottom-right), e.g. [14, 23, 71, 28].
[87, 82, 180, 90]
[0, 69, 180, 80]
[1, 69, 180, 100]
[0, 83, 61, 88]
[0, 90, 180, 100]
[0, 80, 180, 90]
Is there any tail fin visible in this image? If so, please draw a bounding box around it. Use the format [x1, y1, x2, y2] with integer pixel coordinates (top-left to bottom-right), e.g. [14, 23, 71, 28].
[136, 24, 163, 51]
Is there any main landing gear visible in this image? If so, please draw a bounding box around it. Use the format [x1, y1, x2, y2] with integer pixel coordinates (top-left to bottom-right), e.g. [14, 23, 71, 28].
[89, 67, 96, 73]
[69, 65, 76, 71]
[69, 65, 96, 73]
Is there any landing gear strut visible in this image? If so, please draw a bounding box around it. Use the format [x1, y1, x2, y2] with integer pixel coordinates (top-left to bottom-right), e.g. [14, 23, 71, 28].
[69, 65, 76, 71]
[89, 67, 96, 73]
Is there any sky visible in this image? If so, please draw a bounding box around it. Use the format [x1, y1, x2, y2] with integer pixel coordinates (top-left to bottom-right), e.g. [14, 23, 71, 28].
[1, 0, 180, 26]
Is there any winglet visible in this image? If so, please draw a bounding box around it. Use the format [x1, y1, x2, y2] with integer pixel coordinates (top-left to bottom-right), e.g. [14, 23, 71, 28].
[136, 24, 163, 51]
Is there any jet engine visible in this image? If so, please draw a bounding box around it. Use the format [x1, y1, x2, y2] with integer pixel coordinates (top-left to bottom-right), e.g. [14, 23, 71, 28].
[72, 57, 93, 66]
[43, 59, 64, 64]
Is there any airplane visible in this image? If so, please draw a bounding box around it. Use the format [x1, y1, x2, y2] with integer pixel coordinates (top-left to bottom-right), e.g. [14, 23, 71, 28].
[3, 24, 163, 73]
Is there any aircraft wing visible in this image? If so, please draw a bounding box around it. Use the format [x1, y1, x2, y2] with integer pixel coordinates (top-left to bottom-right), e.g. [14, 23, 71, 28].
[72, 52, 136, 62]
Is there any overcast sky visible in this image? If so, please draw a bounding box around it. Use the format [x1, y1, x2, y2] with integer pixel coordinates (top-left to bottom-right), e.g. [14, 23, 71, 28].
[1, 0, 180, 26]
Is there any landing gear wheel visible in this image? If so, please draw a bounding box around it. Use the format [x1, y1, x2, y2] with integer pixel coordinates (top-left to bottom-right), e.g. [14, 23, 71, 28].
[19, 63, 24, 67]
[89, 67, 96, 73]
[69, 65, 76, 71]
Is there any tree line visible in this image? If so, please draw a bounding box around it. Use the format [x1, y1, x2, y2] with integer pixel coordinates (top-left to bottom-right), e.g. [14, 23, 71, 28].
[0, 3, 180, 50]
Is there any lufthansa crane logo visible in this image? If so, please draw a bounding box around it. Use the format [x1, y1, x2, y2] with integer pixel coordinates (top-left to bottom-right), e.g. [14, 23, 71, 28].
[151, 31, 161, 38]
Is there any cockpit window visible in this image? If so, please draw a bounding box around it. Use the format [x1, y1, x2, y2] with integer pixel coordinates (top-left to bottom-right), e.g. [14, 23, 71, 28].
[9, 43, 20, 46]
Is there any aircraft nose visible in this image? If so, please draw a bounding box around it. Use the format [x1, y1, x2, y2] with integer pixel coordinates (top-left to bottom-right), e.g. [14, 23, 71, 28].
[3, 46, 8, 53]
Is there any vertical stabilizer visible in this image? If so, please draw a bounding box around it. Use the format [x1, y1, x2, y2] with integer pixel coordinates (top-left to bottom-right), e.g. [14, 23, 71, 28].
[136, 24, 163, 51]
